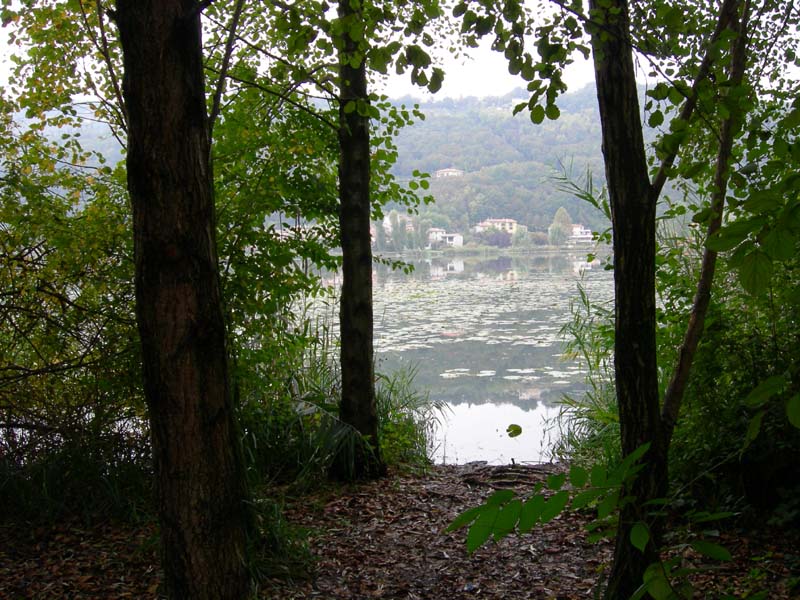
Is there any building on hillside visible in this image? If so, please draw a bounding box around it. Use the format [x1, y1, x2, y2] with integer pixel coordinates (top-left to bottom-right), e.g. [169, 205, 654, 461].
[433, 167, 464, 178]
[427, 227, 464, 248]
[568, 224, 593, 244]
[473, 218, 518, 235]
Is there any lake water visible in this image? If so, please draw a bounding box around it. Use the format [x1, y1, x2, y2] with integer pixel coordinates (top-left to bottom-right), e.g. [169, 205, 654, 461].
[371, 252, 613, 465]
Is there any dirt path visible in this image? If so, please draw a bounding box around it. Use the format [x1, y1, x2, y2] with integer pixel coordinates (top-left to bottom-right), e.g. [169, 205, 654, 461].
[2, 464, 797, 599]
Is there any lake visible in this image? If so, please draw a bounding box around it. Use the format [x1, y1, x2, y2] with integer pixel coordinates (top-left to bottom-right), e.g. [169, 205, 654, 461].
[371, 251, 614, 465]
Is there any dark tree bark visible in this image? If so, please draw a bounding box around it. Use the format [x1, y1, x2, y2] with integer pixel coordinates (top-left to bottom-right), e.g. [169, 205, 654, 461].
[333, 0, 386, 480]
[587, 1, 745, 596]
[115, 1, 251, 597]
[588, 2, 667, 597]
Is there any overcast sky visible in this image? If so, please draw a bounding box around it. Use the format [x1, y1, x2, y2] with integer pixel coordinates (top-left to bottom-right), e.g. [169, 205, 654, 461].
[378, 37, 596, 100]
[0, 19, 597, 101]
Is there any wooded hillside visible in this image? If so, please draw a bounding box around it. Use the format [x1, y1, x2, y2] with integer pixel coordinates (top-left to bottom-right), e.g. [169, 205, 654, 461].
[392, 85, 608, 231]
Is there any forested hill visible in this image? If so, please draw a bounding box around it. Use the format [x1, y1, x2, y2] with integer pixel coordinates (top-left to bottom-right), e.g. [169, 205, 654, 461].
[70, 83, 611, 232]
[391, 84, 609, 232]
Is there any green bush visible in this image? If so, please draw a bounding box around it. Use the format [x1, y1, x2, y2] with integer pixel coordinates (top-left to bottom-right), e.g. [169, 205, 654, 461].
[555, 251, 800, 523]
[669, 263, 800, 520]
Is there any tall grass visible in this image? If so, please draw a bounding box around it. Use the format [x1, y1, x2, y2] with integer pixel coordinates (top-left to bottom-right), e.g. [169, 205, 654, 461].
[238, 310, 443, 491]
[376, 365, 446, 471]
[550, 283, 620, 466]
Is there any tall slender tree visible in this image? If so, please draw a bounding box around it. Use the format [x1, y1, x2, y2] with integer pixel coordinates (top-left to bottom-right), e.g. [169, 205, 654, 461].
[587, 1, 667, 593]
[114, 1, 251, 597]
[332, 0, 387, 479]
[450, 0, 794, 596]
[587, 0, 747, 595]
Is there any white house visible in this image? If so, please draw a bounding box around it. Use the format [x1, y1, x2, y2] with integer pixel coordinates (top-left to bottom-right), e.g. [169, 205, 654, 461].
[569, 224, 593, 244]
[427, 227, 463, 248]
[433, 167, 464, 178]
[474, 218, 518, 235]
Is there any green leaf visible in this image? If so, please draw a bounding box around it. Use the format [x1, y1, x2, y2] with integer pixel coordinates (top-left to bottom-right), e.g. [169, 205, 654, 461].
[780, 107, 800, 129]
[706, 228, 748, 252]
[668, 86, 685, 106]
[596, 489, 619, 520]
[642, 563, 673, 600]
[572, 487, 604, 510]
[547, 473, 566, 490]
[506, 423, 522, 438]
[519, 494, 545, 533]
[691, 540, 732, 561]
[569, 465, 588, 488]
[739, 249, 773, 295]
[762, 227, 797, 261]
[493, 498, 522, 540]
[743, 409, 766, 450]
[743, 190, 780, 214]
[590, 464, 607, 487]
[530, 104, 545, 124]
[648, 110, 664, 128]
[446, 506, 483, 532]
[609, 442, 650, 484]
[486, 489, 515, 506]
[545, 103, 560, 120]
[474, 15, 495, 36]
[688, 511, 735, 524]
[540, 491, 569, 523]
[692, 207, 714, 224]
[466, 505, 499, 552]
[630, 521, 650, 552]
[787, 394, 800, 429]
[428, 68, 444, 94]
[647, 82, 670, 101]
[743, 375, 786, 408]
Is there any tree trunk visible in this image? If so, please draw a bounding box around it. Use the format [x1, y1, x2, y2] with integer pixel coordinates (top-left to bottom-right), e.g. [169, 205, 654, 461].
[333, 0, 386, 480]
[588, 1, 668, 597]
[115, 2, 251, 597]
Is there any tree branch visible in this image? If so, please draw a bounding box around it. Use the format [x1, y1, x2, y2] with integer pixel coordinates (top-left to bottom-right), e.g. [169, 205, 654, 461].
[211, 67, 338, 130]
[183, 0, 215, 21]
[660, 0, 751, 446]
[208, 0, 246, 142]
[76, 0, 128, 137]
[202, 11, 339, 98]
[649, 0, 740, 200]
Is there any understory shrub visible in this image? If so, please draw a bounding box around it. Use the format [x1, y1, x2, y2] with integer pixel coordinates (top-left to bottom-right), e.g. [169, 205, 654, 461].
[0, 413, 152, 524]
[555, 250, 800, 523]
[237, 315, 442, 491]
[669, 264, 800, 521]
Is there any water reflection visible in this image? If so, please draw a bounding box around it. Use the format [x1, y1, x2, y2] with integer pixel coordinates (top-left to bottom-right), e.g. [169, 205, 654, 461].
[372, 251, 612, 465]
[437, 402, 558, 465]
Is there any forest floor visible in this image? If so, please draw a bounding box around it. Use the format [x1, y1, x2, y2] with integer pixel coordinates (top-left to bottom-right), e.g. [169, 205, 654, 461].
[1, 463, 798, 599]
